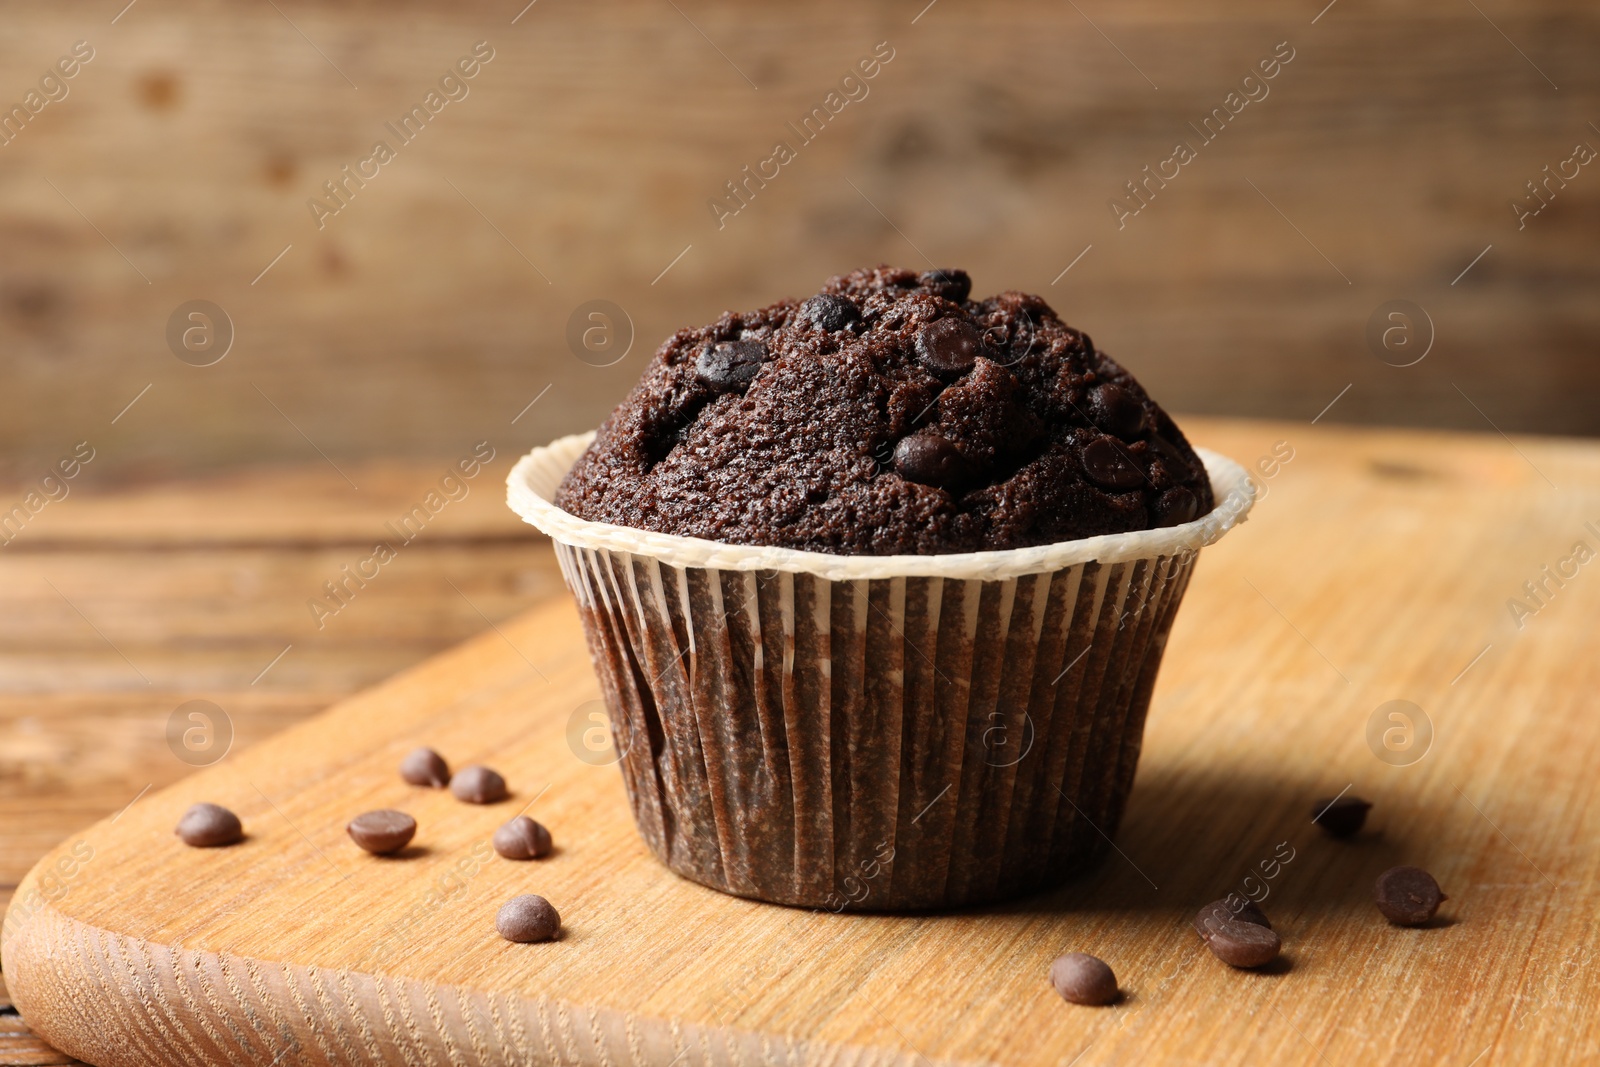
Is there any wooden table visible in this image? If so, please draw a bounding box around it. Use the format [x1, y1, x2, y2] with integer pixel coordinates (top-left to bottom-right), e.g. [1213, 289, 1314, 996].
[3, 0, 1599, 480]
[4, 418, 1599, 1066]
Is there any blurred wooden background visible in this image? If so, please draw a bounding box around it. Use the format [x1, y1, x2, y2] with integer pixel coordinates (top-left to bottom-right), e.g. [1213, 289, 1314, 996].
[1, 0, 1598, 487]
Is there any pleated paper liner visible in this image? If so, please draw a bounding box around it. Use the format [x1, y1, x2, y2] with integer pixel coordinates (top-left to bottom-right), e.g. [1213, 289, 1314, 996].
[510, 434, 1254, 911]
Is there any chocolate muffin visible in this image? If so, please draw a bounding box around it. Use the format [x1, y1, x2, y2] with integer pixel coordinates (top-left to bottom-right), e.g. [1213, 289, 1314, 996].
[556, 266, 1212, 555]
[511, 268, 1255, 912]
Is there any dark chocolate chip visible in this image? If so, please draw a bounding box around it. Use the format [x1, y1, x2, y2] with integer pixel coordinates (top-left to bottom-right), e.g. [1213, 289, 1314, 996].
[1087, 383, 1149, 439]
[496, 894, 561, 943]
[175, 802, 243, 848]
[1149, 433, 1187, 466]
[893, 432, 971, 490]
[914, 318, 985, 375]
[1375, 865, 1446, 926]
[919, 269, 971, 304]
[1152, 486, 1199, 527]
[1203, 918, 1282, 968]
[694, 340, 768, 391]
[347, 810, 417, 855]
[1080, 436, 1145, 490]
[1312, 795, 1373, 839]
[800, 293, 860, 332]
[1048, 952, 1118, 1006]
[1193, 899, 1272, 940]
[493, 815, 553, 860]
[450, 765, 509, 804]
[399, 746, 450, 788]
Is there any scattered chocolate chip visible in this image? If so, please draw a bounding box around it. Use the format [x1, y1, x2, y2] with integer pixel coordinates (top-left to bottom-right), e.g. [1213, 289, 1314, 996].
[175, 802, 243, 848]
[1193, 899, 1271, 940]
[694, 340, 768, 391]
[1313, 795, 1373, 839]
[493, 815, 553, 860]
[1080, 436, 1145, 490]
[496, 894, 561, 943]
[893, 432, 971, 490]
[1087, 384, 1149, 439]
[1048, 952, 1118, 1006]
[1375, 865, 1446, 926]
[1152, 486, 1199, 527]
[800, 293, 860, 332]
[1203, 917, 1282, 968]
[919, 269, 971, 304]
[451, 765, 509, 804]
[914, 318, 985, 375]
[347, 810, 417, 855]
[399, 746, 450, 788]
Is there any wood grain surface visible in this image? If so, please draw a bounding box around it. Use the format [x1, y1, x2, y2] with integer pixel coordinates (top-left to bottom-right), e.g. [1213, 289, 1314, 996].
[3, 0, 1599, 487]
[0, 454, 567, 1066]
[5, 420, 1599, 1066]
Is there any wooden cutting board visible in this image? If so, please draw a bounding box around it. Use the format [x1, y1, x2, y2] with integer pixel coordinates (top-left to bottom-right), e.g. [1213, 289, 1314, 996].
[5, 424, 1600, 1067]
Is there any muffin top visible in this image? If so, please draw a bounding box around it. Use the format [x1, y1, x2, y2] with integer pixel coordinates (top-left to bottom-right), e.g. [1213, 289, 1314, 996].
[555, 266, 1214, 556]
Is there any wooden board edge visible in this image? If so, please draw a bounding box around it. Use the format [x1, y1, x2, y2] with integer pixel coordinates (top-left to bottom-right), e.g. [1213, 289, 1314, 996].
[3, 853, 981, 1067]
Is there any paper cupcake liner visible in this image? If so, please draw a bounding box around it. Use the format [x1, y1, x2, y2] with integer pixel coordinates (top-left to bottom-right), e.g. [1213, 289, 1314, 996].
[512, 434, 1253, 911]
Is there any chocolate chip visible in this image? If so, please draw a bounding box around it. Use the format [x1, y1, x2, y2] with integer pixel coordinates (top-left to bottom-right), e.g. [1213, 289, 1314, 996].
[1203, 917, 1282, 968]
[800, 293, 860, 332]
[1313, 795, 1373, 839]
[175, 802, 243, 848]
[1048, 952, 1118, 1006]
[347, 810, 417, 855]
[914, 318, 985, 375]
[496, 894, 561, 943]
[1375, 865, 1446, 926]
[1149, 433, 1187, 467]
[1080, 436, 1145, 490]
[1152, 487, 1199, 527]
[493, 815, 553, 860]
[694, 340, 768, 391]
[893, 432, 971, 490]
[919, 269, 971, 304]
[450, 765, 509, 804]
[399, 746, 450, 788]
[1193, 899, 1271, 940]
[1087, 384, 1148, 439]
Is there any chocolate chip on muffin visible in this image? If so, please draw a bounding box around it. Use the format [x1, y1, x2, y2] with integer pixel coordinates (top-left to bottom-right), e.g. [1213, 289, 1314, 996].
[1152, 486, 1200, 528]
[893, 431, 973, 490]
[914, 318, 986, 376]
[556, 265, 1214, 555]
[918, 268, 972, 304]
[694, 339, 769, 392]
[800, 293, 861, 332]
[1087, 383, 1149, 439]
